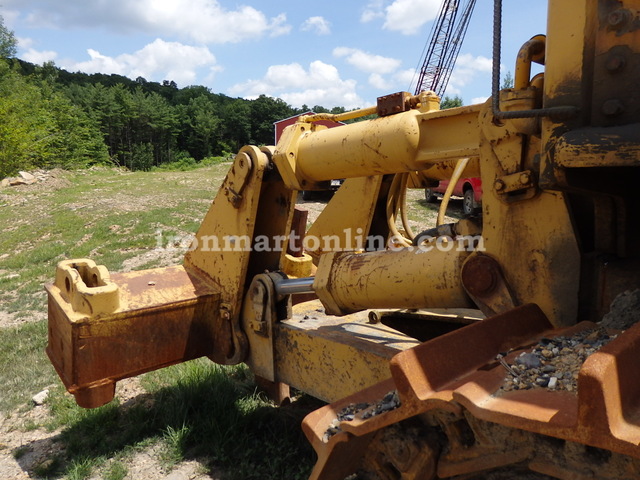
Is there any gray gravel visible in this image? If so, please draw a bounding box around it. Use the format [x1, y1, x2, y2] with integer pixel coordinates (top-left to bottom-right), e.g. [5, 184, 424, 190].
[600, 289, 640, 330]
[499, 289, 640, 394]
[324, 390, 400, 442]
[499, 327, 617, 393]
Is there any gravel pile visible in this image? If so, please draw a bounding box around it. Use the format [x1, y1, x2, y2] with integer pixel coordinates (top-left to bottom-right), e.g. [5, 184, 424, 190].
[0, 169, 54, 187]
[323, 390, 400, 442]
[499, 327, 617, 393]
[499, 289, 640, 394]
[600, 289, 640, 330]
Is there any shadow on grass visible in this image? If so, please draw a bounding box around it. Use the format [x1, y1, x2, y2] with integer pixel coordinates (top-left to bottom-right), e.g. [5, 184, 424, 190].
[24, 362, 322, 480]
[415, 197, 465, 220]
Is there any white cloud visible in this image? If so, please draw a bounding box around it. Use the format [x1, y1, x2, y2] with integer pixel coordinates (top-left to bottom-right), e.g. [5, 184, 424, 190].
[266, 14, 292, 38]
[446, 53, 493, 95]
[333, 47, 401, 74]
[229, 60, 365, 109]
[361, 0, 385, 22]
[384, 0, 441, 35]
[471, 96, 489, 105]
[15, 0, 290, 44]
[361, 0, 439, 35]
[63, 39, 219, 87]
[18, 35, 59, 65]
[368, 73, 391, 90]
[301, 16, 331, 35]
[1, 8, 20, 27]
[22, 48, 57, 64]
[393, 68, 417, 89]
[17, 36, 34, 49]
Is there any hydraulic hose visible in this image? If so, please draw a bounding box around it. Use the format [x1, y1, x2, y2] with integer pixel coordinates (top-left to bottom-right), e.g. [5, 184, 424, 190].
[437, 157, 470, 226]
[386, 173, 415, 247]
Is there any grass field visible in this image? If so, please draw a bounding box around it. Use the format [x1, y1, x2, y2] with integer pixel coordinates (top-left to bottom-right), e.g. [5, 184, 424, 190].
[0, 164, 459, 479]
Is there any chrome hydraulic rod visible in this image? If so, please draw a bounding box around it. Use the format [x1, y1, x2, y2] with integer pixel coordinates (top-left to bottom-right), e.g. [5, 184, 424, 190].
[274, 277, 315, 295]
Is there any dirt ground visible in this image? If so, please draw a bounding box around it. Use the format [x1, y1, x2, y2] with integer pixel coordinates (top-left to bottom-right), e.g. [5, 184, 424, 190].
[0, 168, 221, 478]
[0, 169, 449, 479]
[0, 378, 217, 480]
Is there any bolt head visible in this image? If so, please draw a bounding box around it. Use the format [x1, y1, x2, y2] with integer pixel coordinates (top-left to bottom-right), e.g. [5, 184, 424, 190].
[608, 9, 630, 29]
[605, 54, 626, 73]
[602, 99, 624, 116]
[472, 269, 497, 295]
[462, 256, 499, 296]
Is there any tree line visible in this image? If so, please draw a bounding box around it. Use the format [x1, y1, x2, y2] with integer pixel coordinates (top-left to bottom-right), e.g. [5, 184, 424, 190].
[0, 17, 465, 178]
[0, 16, 354, 178]
[1, 56, 353, 177]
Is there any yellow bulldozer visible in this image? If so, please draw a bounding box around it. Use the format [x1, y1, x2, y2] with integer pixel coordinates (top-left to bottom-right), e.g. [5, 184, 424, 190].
[45, 0, 640, 478]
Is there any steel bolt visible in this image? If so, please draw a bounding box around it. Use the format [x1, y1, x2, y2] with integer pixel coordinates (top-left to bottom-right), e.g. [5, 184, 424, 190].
[608, 9, 630, 29]
[472, 269, 497, 295]
[605, 54, 626, 73]
[602, 99, 625, 117]
[519, 172, 531, 185]
[462, 255, 500, 297]
[494, 179, 506, 191]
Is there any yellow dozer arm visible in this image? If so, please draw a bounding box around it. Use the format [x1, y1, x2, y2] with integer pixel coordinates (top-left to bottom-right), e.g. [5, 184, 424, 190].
[46, 1, 640, 478]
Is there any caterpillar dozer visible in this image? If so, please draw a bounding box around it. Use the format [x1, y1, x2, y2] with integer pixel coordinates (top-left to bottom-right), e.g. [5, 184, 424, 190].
[45, 0, 640, 478]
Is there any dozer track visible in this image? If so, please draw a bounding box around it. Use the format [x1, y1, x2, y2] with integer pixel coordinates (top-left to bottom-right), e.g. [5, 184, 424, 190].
[303, 305, 640, 479]
[45, 0, 640, 478]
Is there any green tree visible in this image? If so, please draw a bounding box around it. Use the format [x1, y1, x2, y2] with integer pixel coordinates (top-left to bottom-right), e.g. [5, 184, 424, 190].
[0, 62, 108, 177]
[42, 90, 110, 169]
[174, 85, 213, 105]
[440, 95, 463, 109]
[34, 61, 59, 84]
[4, 55, 433, 172]
[178, 94, 222, 159]
[249, 94, 294, 145]
[0, 63, 50, 176]
[128, 88, 178, 166]
[502, 71, 514, 89]
[312, 105, 330, 113]
[0, 15, 17, 59]
[220, 100, 251, 152]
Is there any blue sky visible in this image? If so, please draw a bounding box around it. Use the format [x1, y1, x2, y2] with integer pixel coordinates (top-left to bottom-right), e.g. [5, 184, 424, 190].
[3, 1, 547, 109]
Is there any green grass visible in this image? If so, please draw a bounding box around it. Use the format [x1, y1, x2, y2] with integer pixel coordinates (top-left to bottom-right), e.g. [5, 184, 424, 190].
[0, 165, 230, 414]
[404, 187, 464, 230]
[102, 461, 127, 480]
[0, 164, 320, 479]
[42, 361, 318, 480]
[0, 320, 51, 411]
[0, 167, 228, 315]
[0, 165, 447, 479]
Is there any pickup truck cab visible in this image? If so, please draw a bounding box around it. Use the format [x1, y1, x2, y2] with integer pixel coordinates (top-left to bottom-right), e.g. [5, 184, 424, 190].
[424, 177, 482, 216]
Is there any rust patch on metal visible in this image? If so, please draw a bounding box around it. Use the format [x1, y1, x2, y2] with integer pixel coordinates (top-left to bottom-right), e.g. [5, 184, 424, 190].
[303, 304, 640, 478]
[377, 91, 412, 117]
[461, 254, 499, 296]
[287, 206, 308, 257]
[46, 265, 221, 408]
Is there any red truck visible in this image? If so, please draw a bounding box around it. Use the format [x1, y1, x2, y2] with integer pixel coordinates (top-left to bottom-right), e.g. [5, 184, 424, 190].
[424, 177, 483, 216]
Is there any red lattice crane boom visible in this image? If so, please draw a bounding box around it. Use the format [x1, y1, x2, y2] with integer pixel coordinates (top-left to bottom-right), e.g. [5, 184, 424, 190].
[414, 0, 477, 97]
